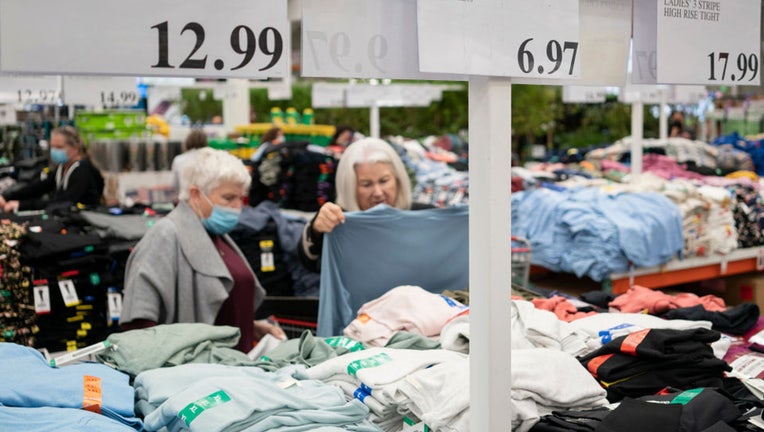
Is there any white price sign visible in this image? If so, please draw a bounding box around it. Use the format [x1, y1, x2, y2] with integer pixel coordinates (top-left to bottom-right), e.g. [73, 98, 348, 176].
[63, 76, 139, 107]
[0, 0, 288, 79]
[417, 0, 579, 78]
[345, 84, 447, 108]
[311, 83, 347, 108]
[302, 0, 463, 80]
[562, 86, 607, 103]
[633, 0, 761, 85]
[0, 74, 60, 105]
[0, 105, 16, 125]
[516, 0, 631, 86]
[618, 84, 669, 104]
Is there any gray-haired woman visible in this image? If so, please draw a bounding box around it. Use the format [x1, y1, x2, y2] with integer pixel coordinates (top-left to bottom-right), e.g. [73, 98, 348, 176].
[299, 137, 417, 272]
[121, 147, 285, 351]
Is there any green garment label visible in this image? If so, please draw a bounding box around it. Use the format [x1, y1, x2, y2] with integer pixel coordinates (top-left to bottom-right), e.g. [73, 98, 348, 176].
[403, 416, 431, 432]
[347, 352, 393, 377]
[670, 388, 703, 405]
[178, 390, 231, 426]
[325, 336, 365, 352]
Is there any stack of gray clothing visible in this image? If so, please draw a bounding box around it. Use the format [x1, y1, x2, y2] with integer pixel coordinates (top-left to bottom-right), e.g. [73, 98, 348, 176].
[97, 323, 257, 377]
[135, 363, 381, 432]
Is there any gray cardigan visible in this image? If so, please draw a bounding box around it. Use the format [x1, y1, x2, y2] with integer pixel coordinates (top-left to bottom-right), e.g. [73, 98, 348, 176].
[120, 201, 266, 326]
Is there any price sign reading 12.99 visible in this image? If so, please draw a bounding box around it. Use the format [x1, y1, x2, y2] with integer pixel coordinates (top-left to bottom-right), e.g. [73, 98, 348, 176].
[0, 0, 287, 79]
[417, 0, 579, 78]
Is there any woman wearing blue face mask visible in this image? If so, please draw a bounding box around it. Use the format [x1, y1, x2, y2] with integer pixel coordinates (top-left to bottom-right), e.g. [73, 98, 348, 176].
[120, 147, 285, 352]
[0, 125, 104, 213]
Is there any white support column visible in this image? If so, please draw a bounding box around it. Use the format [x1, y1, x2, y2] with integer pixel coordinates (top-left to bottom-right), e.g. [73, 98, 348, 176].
[659, 88, 668, 140]
[369, 101, 380, 138]
[631, 100, 644, 176]
[222, 78, 250, 134]
[468, 76, 512, 431]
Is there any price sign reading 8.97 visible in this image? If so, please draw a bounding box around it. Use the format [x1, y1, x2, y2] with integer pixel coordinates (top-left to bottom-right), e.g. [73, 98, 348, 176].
[0, 0, 287, 79]
[302, 0, 464, 80]
[305, 31, 388, 76]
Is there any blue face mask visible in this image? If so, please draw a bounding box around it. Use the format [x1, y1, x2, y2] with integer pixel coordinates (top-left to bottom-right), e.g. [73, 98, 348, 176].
[200, 193, 241, 235]
[50, 148, 69, 164]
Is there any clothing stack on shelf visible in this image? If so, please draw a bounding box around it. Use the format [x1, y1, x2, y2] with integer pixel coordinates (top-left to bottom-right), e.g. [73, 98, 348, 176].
[248, 141, 338, 212]
[0, 221, 36, 347]
[511, 185, 684, 281]
[389, 136, 469, 208]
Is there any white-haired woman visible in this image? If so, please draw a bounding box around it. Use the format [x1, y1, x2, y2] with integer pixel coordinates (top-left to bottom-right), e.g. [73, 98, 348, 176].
[120, 147, 284, 352]
[299, 137, 417, 272]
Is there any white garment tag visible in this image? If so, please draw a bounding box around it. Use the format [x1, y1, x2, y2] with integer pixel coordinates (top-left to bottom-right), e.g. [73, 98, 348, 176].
[260, 252, 275, 272]
[276, 378, 301, 389]
[58, 279, 79, 307]
[33, 285, 51, 314]
[259, 239, 275, 272]
[107, 292, 122, 320]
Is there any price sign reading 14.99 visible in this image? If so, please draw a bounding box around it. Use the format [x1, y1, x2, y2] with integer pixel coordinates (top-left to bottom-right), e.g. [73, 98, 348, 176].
[0, 0, 287, 79]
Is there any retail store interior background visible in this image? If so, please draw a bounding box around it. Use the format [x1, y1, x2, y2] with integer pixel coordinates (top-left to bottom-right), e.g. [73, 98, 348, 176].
[1, 1, 764, 432]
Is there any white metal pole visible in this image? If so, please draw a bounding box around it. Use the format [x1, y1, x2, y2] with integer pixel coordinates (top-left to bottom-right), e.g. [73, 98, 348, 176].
[631, 100, 644, 175]
[659, 88, 668, 140]
[369, 101, 380, 138]
[222, 79, 250, 134]
[468, 76, 512, 431]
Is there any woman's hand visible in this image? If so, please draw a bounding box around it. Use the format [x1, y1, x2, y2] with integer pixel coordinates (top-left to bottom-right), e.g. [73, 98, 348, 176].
[311, 202, 345, 234]
[253, 319, 287, 341]
[3, 201, 19, 213]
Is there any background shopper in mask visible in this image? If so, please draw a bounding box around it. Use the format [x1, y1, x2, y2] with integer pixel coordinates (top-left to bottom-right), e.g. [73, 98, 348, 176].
[120, 147, 285, 352]
[0, 125, 104, 212]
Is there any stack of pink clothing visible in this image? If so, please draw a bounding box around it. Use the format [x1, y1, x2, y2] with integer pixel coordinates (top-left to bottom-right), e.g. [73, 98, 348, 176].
[609, 285, 726, 315]
[343, 285, 467, 346]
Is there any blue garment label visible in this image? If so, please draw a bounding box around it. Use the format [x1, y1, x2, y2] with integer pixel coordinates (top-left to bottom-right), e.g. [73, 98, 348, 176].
[353, 387, 369, 402]
[440, 295, 466, 309]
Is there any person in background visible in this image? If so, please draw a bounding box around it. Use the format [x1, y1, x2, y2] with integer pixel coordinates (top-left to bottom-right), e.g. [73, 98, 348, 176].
[669, 111, 693, 139]
[250, 126, 285, 163]
[0, 125, 104, 213]
[299, 137, 420, 272]
[171, 128, 208, 193]
[120, 147, 285, 352]
[326, 125, 358, 158]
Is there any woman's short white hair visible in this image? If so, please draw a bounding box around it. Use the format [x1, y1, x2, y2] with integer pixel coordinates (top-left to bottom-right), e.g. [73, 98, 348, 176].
[335, 137, 412, 211]
[178, 147, 251, 201]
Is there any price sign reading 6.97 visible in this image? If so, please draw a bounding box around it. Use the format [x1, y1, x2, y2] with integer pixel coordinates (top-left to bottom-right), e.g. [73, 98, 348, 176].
[0, 0, 287, 79]
[517, 38, 579, 76]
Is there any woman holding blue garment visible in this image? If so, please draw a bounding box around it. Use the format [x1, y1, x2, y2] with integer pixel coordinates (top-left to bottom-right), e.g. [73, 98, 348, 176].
[299, 137, 420, 272]
[120, 147, 285, 352]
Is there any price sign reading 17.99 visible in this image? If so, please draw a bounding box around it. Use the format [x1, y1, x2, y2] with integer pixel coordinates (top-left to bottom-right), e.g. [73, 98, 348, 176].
[0, 0, 287, 79]
[639, 0, 761, 85]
